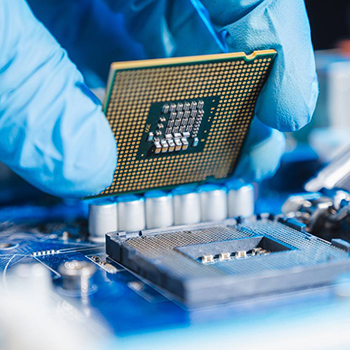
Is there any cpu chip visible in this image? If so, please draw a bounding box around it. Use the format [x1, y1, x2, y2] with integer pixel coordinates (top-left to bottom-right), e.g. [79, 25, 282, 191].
[92, 50, 276, 198]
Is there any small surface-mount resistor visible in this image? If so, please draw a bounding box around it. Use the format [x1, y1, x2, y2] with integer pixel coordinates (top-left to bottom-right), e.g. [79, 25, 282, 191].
[91, 256, 118, 274]
[161, 139, 169, 153]
[219, 252, 231, 261]
[177, 111, 184, 119]
[148, 132, 154, 142]
[168, 139, 175, 152]
[32, 249, 58, 257]
[176, 102, 184, 112]
[235, 251, 247, 259]
[181, 138, 189, 150]
[202, 255, 214, 264]
[162, 104, 170, 113]
[154, 140, 162, 154]
[174, 138, 182, 151]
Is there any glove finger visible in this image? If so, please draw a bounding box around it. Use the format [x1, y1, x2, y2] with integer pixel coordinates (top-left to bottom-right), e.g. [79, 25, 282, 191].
[200, 0, 319, 132]
[0, 0, 116, 198]
[233, 118, 286, 182]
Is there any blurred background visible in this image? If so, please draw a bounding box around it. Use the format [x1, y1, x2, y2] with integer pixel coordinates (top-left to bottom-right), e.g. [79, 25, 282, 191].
[306, 0, 350, 50]
[2, 2, 350, 349]
[255, 0, 350, 211]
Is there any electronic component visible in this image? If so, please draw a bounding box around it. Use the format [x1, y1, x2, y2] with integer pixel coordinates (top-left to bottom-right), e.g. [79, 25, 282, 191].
[150, 99, 205, 152]
[198, 184, 227, 222]
[283, 144, 350, 243]
[226, 180, 255, 218]
[91, 50, 276, 198]
[93, 181, 254, 234]
[172, 186, 201, 225]
[32, 249, 59, 257]
[88, 199, 118, 242]
[90, 255, 118, 274]
[106, 216, 350, 306]
[145, 190, 174, 229]
[282, 190, 350, 244]
[117, 195, 146, 232]
[58, 260, 96, 295]
[306, 146, 350, 193]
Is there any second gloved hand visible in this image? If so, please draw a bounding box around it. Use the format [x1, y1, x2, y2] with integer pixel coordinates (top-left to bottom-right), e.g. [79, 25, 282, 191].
[198, 0, 319, 132]
[25, 0, 318, 184]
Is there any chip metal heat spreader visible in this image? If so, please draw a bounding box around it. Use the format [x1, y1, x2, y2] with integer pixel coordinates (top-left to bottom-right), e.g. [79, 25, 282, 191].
[89, 50, 276, 198]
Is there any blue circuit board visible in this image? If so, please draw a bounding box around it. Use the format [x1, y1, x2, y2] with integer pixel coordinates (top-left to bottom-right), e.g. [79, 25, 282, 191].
[0, 198, 347, 341]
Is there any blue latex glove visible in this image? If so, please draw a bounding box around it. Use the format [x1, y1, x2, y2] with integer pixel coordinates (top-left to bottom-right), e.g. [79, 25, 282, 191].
[198, 0, 319, 132]
[197, 0, 319, 180]
[27, 0, 318, 183]
[0, 0, 117, 198]
[3, 0, 317, 197]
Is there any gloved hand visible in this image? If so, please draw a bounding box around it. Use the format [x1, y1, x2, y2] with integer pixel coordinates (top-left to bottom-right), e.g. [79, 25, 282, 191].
[197, 0, 319, 180]
[2, 0, 317, 197]
[27, 0, 318, 183]
[0, 0, 117, 198]
[198, 0, 319, 132]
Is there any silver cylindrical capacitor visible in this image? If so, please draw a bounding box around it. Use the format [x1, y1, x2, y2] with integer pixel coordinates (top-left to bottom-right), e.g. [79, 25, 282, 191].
[173, 185, 201, 225]
[145, 190, 174, 229]
[198, 184, 228, 222]
[58, 260, 96, 295]
[88, 199, 118, 242]
[226, 180, 255, 218]
[117, 195, 146, 232]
